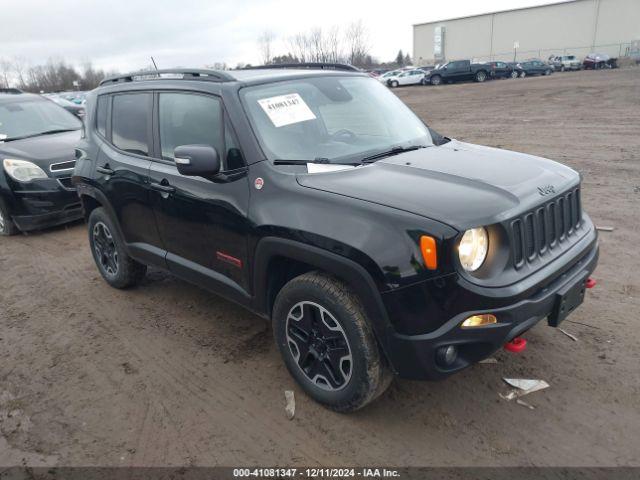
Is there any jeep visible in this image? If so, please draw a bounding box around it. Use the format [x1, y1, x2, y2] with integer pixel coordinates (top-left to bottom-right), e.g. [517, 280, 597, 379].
[73, 65, 599, 412]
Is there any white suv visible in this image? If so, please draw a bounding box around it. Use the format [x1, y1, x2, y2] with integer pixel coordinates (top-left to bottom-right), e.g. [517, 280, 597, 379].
[551, 55, 582, 71]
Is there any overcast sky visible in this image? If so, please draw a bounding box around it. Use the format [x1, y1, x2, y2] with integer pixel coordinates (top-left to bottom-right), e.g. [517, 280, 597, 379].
[2, 0, 569, 71]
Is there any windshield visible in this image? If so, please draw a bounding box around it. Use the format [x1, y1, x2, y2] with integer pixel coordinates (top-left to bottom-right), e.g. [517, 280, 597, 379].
[0, 97, 81, 141]
[240, 76, 433, 163]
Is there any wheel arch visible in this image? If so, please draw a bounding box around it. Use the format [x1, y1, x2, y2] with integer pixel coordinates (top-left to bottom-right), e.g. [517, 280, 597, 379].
[253, 237, 396, 369]
[76, 184, 128, 247]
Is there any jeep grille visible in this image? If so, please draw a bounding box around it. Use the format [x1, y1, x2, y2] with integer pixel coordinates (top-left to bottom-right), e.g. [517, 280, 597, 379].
[510, 186, 582, 268]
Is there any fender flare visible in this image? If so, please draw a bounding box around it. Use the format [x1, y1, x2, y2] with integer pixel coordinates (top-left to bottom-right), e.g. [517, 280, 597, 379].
[76, 183, 127, 246]
[253, 237, 395, 364]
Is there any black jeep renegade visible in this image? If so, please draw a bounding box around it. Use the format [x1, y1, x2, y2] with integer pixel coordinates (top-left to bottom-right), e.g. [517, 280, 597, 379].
[73, 66, 598, 412]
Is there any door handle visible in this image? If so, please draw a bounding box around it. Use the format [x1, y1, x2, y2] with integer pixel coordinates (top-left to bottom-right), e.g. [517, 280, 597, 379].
[150, 182, 176, 194]
[96, 166, 115, 175]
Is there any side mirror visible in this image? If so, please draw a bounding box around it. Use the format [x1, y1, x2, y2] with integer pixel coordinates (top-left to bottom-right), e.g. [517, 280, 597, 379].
[174, 144, 221, 177]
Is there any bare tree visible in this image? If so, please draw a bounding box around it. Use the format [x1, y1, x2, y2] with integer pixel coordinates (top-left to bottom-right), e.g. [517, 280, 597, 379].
[258, 30, 275, 65]
[326, 25, 342, 63]
[0, 58, 11, 88]
[289, 33, 310, 63]
[345, 20, 370, 67]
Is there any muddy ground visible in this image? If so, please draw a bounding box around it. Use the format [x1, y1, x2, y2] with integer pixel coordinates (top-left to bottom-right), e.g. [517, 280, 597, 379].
[1, 68, 639, 468]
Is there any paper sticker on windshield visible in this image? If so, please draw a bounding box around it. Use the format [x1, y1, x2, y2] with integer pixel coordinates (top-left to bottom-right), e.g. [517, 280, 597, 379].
[258, 93, 316, 128]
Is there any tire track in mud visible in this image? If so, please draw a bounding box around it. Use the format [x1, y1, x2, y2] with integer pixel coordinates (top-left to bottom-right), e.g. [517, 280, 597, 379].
[1, 227, 333, 464]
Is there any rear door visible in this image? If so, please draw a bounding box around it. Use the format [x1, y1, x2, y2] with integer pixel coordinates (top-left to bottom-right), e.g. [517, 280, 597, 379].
[148, 91, 251, 296]
[95, 92, 165, 267]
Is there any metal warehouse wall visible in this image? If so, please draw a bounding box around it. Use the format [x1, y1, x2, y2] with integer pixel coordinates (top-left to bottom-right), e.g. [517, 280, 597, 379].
[413, 0, 640, 64]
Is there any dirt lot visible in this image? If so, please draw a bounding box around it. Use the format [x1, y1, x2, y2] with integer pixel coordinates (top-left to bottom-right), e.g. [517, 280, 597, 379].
[1, 68, 639, 468]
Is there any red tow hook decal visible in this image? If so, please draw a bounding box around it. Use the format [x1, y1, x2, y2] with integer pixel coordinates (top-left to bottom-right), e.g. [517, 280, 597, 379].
[585, 277, 597, 289]
[504, 337, 527, 353]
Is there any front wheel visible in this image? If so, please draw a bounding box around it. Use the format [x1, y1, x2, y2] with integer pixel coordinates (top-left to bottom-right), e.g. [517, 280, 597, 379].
[0, 197, 18, 236]
[520, 71, 527, 78]
[510, 70, 519, 79]
[430, 75, 442, 86]
[273, 272, 392, 412]
[545, 69, 552, 76]
[475, 71, 487, 82]
[88, 207, 147, 289]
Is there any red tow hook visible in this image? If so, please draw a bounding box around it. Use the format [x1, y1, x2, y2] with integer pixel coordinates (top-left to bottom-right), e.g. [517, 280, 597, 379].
[586, 277, 597, 289]
[504, 337, 527, 353]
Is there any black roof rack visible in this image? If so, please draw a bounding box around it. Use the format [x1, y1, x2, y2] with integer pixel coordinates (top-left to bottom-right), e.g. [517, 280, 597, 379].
[0, 88, 23, 94]
[99, 69, 235, 86]
[246, 63, 361, 72]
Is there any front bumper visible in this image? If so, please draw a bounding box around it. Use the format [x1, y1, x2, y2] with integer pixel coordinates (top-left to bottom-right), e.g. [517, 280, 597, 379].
[382, 235, 599, 380]
[7, 178, 83, 232]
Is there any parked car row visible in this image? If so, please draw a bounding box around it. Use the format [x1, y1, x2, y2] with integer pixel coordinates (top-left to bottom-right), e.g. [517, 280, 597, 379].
[375, 51, 618, 89]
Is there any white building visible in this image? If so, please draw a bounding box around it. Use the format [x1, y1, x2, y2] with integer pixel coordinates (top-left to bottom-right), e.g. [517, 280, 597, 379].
[413, 0, 640, 64]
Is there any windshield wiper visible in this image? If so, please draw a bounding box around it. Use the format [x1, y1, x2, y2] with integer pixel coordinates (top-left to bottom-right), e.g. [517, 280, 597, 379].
[361, 145, 428, 163]
[273, 157, 361, 166]
[1, 128, 79, 142]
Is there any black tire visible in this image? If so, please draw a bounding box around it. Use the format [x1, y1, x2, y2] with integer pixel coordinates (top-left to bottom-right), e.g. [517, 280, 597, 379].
[88, 207, 146, 289]
[420, 78, 427, 85]
[560, 65, 566, 72]
[475, 70, 487, 82]
[0, 197, 18, 236]
[273, 272, 392, 412]
[520, 71, 527, 78]
[430, 75, 442, 86]
[510, 70, 519, 79]
[545, 69, 552, 76]
[389, 80, 399, 88]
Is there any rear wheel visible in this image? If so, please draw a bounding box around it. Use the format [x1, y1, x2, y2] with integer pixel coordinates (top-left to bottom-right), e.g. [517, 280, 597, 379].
[475, 70, 487, 82]
[560, 65, 566, 72]
[0, 197, 18, 236]
[544, 69, 552, 76]
[389, 80, 399, 88]
[88, 207, 146, 289]
[520, 71, 527, 78]
[273, 272, 392, 412]
[510, 70, 518, 79]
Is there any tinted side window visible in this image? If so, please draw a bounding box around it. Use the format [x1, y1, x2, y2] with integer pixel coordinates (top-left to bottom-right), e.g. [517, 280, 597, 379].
[112, 93, 151, 156]
[159, 93, 223, 162]
[96, 95, 108, 138]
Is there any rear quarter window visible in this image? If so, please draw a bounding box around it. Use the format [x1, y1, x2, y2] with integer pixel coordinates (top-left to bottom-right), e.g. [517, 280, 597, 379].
[96, 95, 108, 138]
[111, 93, 151, 156]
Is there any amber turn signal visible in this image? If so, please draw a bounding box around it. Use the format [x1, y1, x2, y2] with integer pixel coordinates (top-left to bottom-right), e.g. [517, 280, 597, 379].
[461, 314, 497, 328]
[420, 235, 438, 270]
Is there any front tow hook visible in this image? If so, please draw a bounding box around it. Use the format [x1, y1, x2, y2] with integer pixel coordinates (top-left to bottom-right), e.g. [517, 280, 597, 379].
[504, 337, 527, 353]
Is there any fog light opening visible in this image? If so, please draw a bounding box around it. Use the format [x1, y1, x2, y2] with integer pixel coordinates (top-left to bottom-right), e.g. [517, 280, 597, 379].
[461, 314, 497, 328]
[436, 345, 458, 368]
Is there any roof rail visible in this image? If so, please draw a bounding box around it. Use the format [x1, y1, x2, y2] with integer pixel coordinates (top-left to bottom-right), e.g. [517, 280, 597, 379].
[247, 63, 361, 72]
[0, 88, 23, 94]
[99, 69, 235, 86]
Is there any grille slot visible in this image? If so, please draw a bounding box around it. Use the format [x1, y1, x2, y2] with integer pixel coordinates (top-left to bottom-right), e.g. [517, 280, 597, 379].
[510, 186, 582, 269]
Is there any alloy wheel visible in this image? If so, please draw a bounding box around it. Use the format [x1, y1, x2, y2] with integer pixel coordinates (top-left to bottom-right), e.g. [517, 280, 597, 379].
[286, 301, 353, 391]
[0, 209, 5, 233]
[93, 221, 119, 276]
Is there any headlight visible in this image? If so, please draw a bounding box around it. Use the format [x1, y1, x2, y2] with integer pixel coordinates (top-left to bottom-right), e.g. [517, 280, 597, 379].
[458, 227, 489, 272]
[3, 158, 48, 182]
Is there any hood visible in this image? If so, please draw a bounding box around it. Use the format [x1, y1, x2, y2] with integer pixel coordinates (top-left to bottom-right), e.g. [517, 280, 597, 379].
[0, 130, 81, 169]
[296, 140, 579, 231]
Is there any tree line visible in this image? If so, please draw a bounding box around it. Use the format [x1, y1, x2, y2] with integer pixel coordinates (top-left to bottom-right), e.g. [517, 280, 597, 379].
[257, 21, 412, 69]
[0, 58, 116, 93]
